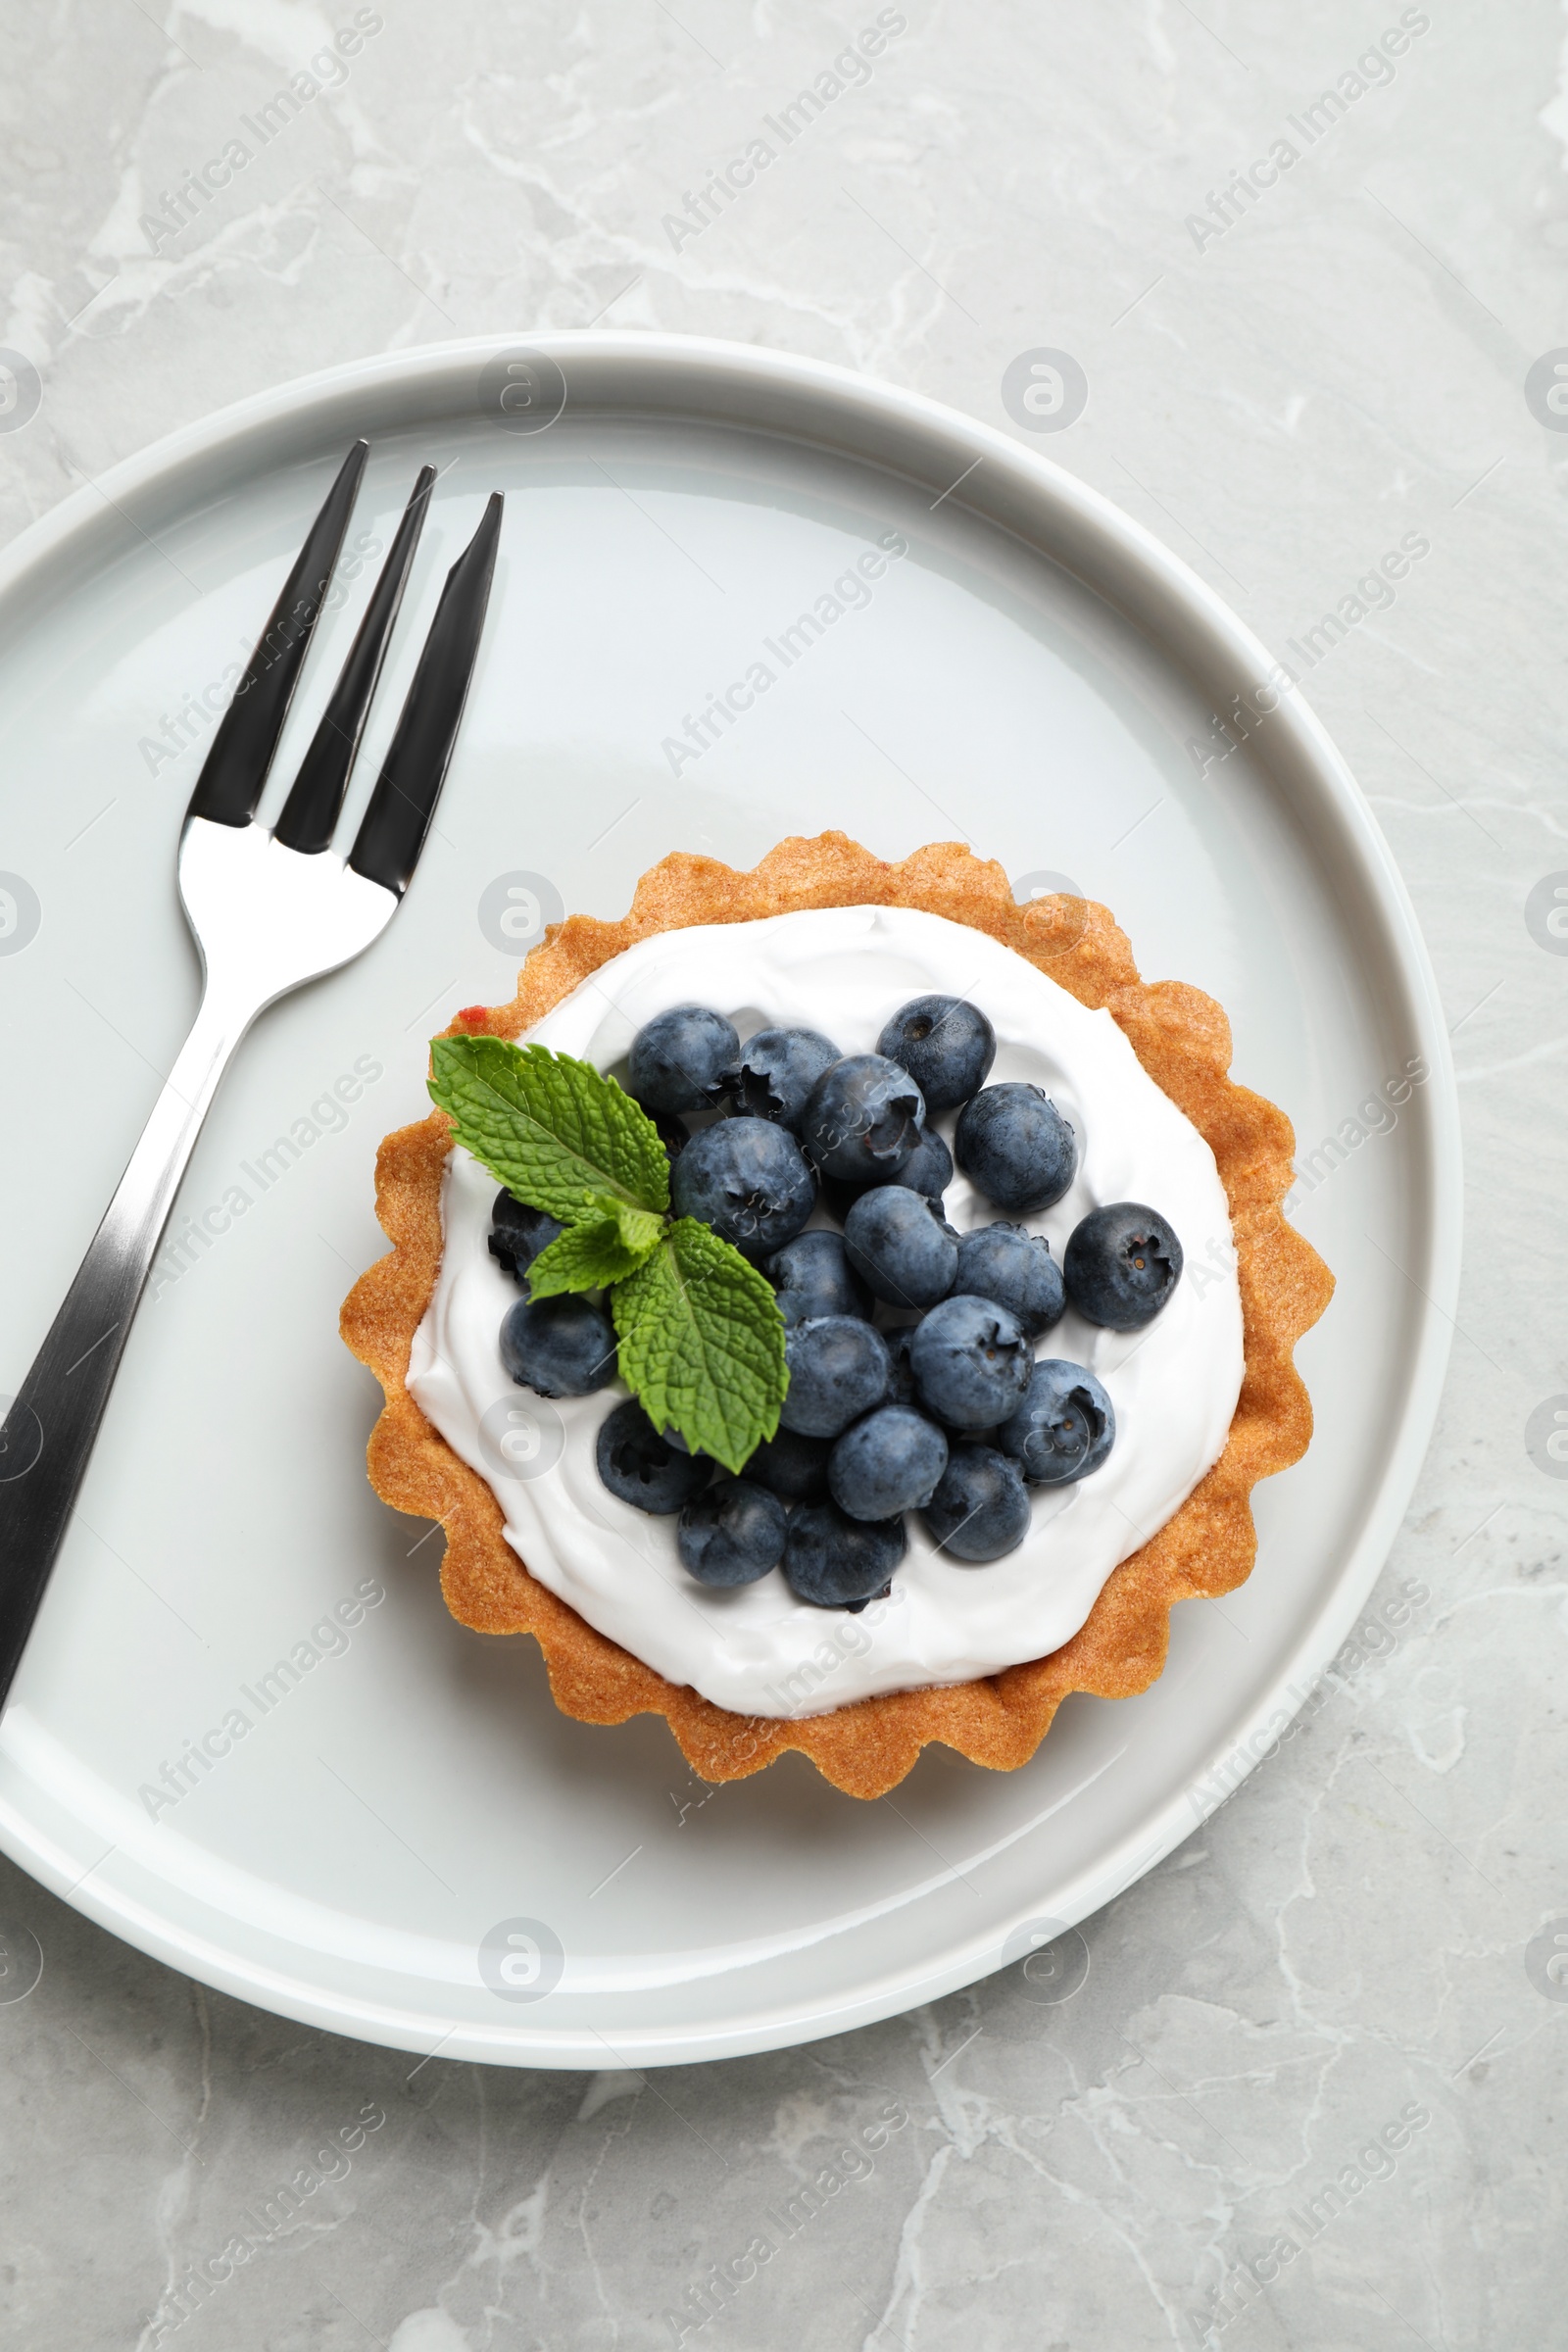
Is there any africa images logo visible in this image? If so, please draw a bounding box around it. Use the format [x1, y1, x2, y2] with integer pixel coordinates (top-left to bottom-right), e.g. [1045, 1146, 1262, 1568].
[1182, 10, 1432, 254]
[1525, 1917, 1568, 2001]
[659, 12, 908, 252]
[478, 1917, 565, 2002]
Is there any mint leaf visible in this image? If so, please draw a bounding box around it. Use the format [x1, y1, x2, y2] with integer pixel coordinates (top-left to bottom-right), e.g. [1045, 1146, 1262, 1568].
[429, 1037, 669, 1222]
[612, 1218, 788, 1474]
[525, 1201, 665, 1298]
[606, 1198, 667, 1256]
[431, 1040, 786, 1468]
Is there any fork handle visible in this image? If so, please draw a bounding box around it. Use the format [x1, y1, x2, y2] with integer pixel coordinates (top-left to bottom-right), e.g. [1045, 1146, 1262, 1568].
[0, 990, 249, 1703]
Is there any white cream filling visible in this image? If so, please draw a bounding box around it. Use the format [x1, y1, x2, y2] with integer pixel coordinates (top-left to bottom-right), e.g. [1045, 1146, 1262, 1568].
[408, 906, 1244, 1721]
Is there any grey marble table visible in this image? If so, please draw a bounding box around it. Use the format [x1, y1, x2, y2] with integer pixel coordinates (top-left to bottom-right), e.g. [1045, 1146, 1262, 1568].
[1, 2, 1562, 2346]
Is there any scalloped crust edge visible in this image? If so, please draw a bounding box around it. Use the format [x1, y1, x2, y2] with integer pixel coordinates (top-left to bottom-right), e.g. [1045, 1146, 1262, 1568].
[340, 833, 1334, 1800]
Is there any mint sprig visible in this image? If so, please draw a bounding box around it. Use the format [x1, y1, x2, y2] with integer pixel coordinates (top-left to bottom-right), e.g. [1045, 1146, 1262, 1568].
[428, 1036, 788, 1471]
[612, 1220, 787, 1476]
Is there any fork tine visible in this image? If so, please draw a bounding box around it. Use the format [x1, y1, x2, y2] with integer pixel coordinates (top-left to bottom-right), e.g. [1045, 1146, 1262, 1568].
[186, 439, 368, 828]
[271, 465, 435, 855]
[347, 492, 503, 896]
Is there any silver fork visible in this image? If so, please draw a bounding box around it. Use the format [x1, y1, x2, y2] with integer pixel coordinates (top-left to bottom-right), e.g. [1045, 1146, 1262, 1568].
[0, 442, 503, 1702]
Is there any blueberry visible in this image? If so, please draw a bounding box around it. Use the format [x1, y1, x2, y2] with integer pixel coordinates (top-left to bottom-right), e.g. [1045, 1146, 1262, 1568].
[998, 1359, 1115, 1485]
[784, 1500, 906, 1608]
[596, 1398, 713, 1512]
[955, 1084, 1077, 1213]
[671, 1117, 815, 1255]
[500, 1295, 617, 1396]
[734, 1026, 842, 1130]
[843, 1187, 958, 1310]
[879, 994, 997, 1111]
[893, 1124, 955, 1200]
[779, 1315, 891, 1438]
[800, 1054, 925, 1185]
[953, 1222, 1065, 1338]
[488, 1190, 564, 1284]
[922, 1445, 1031, 1562]
[743, 1425, 834, 1504]
[765, 1230, 872, 1326]
[907, 1294, 1033, 1431]
[821, 1125, 955, 1224]
[627, 1004, 739, 1115]
[829, 1405, 949, 1521]
[1063, 1202, 1184, 1330]
[677, 1477, 788, 1586]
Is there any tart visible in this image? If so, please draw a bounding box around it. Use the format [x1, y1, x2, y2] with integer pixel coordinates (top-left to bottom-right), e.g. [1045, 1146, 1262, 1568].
[340, 835, 1332, 1800]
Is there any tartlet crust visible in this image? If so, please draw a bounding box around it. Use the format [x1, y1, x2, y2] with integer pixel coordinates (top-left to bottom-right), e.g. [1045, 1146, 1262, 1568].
[341, 835, 1333, 1799]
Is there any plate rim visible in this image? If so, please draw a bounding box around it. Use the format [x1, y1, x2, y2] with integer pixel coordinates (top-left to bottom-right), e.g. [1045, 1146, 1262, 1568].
[0, 330, 1461, 2065]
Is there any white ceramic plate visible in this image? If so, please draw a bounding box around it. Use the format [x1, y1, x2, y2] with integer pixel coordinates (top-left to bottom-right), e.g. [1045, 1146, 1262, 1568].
[0, 335, 1459, 2066]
